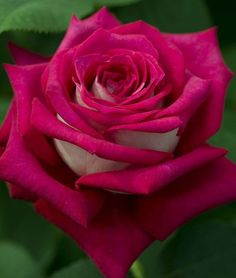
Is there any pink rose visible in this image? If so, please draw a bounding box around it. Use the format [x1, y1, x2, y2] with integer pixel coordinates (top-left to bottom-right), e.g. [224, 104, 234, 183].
[0, 7, 236, 278]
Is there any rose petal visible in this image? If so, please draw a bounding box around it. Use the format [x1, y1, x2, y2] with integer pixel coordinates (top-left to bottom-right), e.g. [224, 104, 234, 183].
[35, 196, 153, 278]
[54, 116, 178, 176]
[105, 116, 182, 134]
[71, 103, 158, 126]
[77, 144, 226, 194]
[4, 63, 60, 165]
[119, 53, 165, 105]
[113, 128, 179, 152]
[7, 183, 37, 202]
[158, 75, 212, 130]
[57, 7, 120, 52]
[120, 84, 171, 111]
[31, 98, 172, 166]
[73, 28, 158, 59]
[44, 51, 102, 138]
[92, 79, 115, 102]
[24, 128, 61, 166]
[4, 63, 47, 135]
[54, 138, 127, 176]
[74, 52, 146, 105]
[76, 85, 133, 114]
[8, 42, 50, 65]
[0, 121, 106, 226]
[131, 157, 236, 240]
[113, 20, 186, 94]
[165, 28, 233, 151]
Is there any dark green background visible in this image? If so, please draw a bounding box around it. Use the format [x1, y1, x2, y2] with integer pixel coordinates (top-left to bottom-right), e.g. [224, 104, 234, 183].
[0, 0, 236, 277]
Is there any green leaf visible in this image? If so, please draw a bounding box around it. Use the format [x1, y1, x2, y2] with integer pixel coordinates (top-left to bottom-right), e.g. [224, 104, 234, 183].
[194, 202, 236, 226]
[130, 260, 145, 278]
[0, 241, 42, 278]
[114, 0, 212, 32]
[157, 220, 236, 278]
[50, 259, 102, 278]
[137, 241, 163, 278]
[0, 0, 94, 33]
[0, 0, 140, 34]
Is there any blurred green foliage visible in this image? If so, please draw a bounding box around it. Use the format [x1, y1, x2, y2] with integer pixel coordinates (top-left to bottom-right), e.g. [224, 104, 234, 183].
[115, 0, 212, 32]
[0, 0, 236, 277]
[50, 260, 102, 278]
[0, 241, 42, 278]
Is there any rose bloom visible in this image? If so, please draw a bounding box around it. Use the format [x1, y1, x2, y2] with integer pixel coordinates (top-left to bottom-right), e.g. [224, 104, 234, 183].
[0, 7, 236, 278]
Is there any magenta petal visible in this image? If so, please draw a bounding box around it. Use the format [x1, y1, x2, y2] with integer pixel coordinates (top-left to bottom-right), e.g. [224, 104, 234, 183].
[158, 76, 212, 129]
[24, 128, 61, 166]
[74, 28, 158, 59]
[113, 21, 185, 93]
[77, 144, 226, 194]
[8, 42, 50, 65]
[57, 7, 120, 52]
[0, 121, 106, 226]
[72, 102, 157, 127]
[73, 52, 164, 113]
[131, 157, 236, 240]
[3, 63, 59, 166]
[165, 28, 233, 151]
[7, 183, 37, 202]
[121, 84, 171, 111]
[44, 51, 102, 139]
[31, 99, 172, 165]
[105, 116, 182, 134]
[4, 63, 47, 135]
[83, 7, 120, 27]
[35, 197, 153, 278]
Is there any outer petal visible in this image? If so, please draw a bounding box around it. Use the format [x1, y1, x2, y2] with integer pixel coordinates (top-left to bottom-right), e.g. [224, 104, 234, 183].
[57, 7, 120, 52]
[77, 145, 226, 194]
[31, 99, 172, 166]
[35, 196, 153, 278]
[0, 120, 106, 226]
[54, 138, 127, 176]
[4, 63, 60, 166]
[8, 42, 50, 65]
[158, 76, 212, 129]
[131, 157, 236, 240]
[7, 183, 37, 202]
[165, 28, 233, 152]
[54, 121, 177, 176]
[4, 63, 47, 135]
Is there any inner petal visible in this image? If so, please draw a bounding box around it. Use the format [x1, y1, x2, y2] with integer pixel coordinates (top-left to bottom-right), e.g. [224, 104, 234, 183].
[73, 49, 166, 114]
